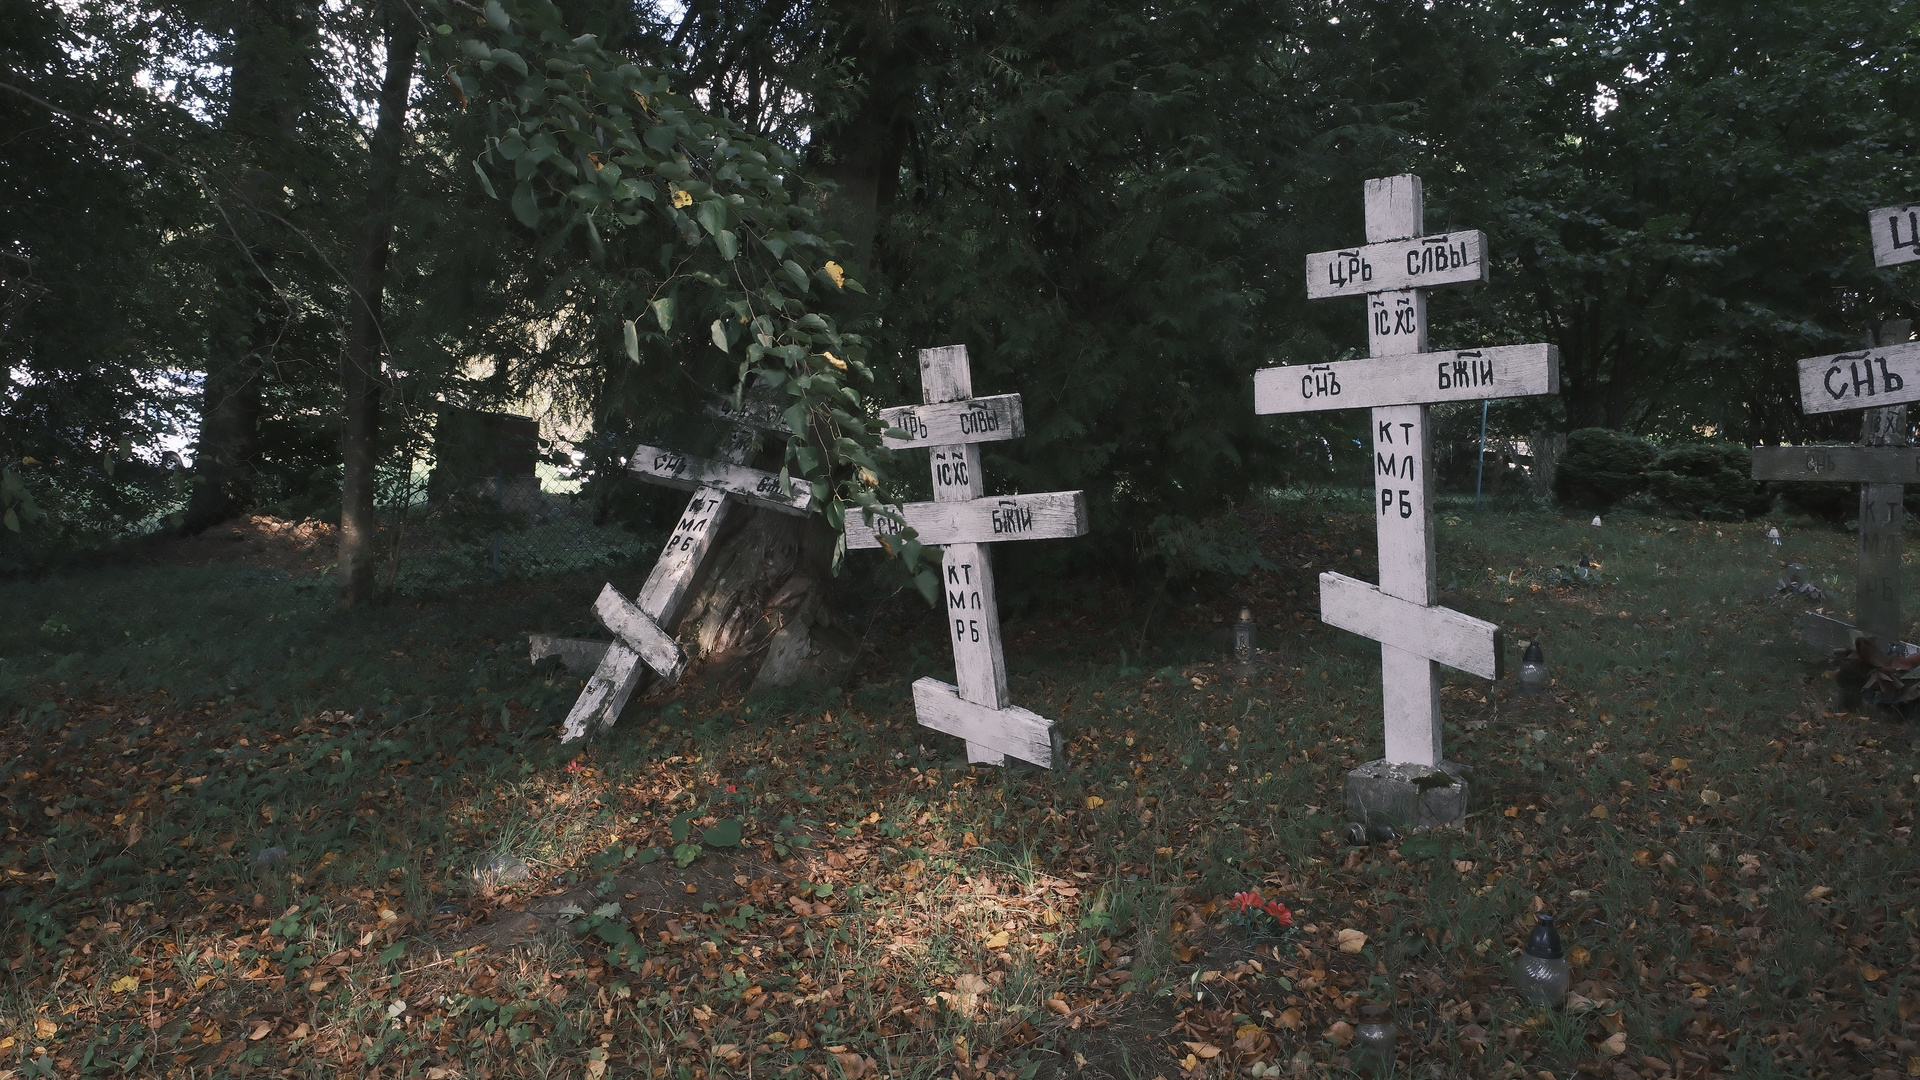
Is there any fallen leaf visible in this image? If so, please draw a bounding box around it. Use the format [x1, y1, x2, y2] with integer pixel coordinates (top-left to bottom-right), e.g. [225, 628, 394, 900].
[1589, 805, 1610, 819]
[1699, 790, 1721, 806]
[34, 1018, 56, 1040]
[1047, 997, 1071, 1015]
[1805, 885, 1834, 902]
[1568, 945, 1591, 967]
[248, 1022, 272, 1041]
[1863, 966, 1887, 981]
[1324, 1021, 1355, 1046]
[1277, 1008, 1301, 1030]
[1336, 928, 1368, 953]
[110, 975, 139, 993]
[983, 930, 1010, 950]
[1599, 1031, 1628, 1057]
[1183, 1042, 1222, 1059]
[1086, 796, 1104, 809]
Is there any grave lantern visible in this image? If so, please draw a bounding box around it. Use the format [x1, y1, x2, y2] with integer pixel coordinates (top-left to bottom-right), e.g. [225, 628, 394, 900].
[1233, 607, 1256, 665]
[1354, 1004, 1397, 1075]
[1767, 526, 1782, 548]
[1513, 913, 1570, 1008]
[1517, 641, 1548, 696]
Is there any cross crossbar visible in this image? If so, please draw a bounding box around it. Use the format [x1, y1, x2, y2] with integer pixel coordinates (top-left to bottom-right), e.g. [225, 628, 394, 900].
[1750, 445, 1920, 485]
[880, 395, 1025, 448]
[626, 443, 811, 515]
[845, 491, 1088, 550]
[1794, 341, 1920, 414]
[1871, 203, 1920, 269]
[1305, 230, 1489, 300]
[1319, 572, 1503, 680]
[1254, 344, 1557, 415]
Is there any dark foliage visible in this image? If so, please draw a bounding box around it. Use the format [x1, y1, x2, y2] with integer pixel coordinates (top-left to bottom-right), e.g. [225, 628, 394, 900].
[1552, 427, 1656, 510]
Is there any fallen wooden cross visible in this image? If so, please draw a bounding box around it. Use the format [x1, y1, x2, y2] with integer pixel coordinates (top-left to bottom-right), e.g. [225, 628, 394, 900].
[555, 391, 809, 742]
[849, 345, 1088, 767]
[1254, 174, 1559, 829]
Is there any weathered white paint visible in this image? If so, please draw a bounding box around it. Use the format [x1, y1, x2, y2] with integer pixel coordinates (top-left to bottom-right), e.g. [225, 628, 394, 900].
[941, 542, 1008, 710]
[636, 489, 734, 625]
[1364, 174, 1424, 243]
[881, 394, 1025, 448]
[626, 444, 811, 515]
[911, 678, 1054, 768]
[845, 490, 1089, 550]
[561, 642, 642, 743]
[1793, 341, 1920, 414]
[1750, 444, 1920, 484]
[1305, 230, 1489, 300]
[1254, 344, 1559, 415]
[920, 344, 974, 404]
[1870, 204, 1920, 269]
[1319, 572, 1503, 681]
[705, 394, 793, 433]
[593, 584, 685, 683]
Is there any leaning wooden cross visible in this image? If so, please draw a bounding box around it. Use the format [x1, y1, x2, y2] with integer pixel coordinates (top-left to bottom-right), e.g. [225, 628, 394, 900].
[1750, 201, 1920, 652]
[847, 345, 1088, 767]
[556, 393, 811, 742]
[1253, 174, 1559, 829]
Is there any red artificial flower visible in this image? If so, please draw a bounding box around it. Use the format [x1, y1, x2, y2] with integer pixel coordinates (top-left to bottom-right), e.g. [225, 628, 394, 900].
[1230, 890, 1263, 912]
[1263, 900, 1295, 927]
[725, 784, 738, 794]
[565, 759, 585, 775]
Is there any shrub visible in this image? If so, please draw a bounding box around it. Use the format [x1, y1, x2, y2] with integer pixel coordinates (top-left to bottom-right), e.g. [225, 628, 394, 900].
[1553, 427, 1656, 510]
[1646, 443, 1770, 520]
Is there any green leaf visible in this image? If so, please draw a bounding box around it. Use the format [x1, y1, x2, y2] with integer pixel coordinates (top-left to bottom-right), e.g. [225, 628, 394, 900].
[483, 0, 510, 31]
[3, 509, 17, 533]
[592, 901, 622, 919]
[697, 200, 727, 236]
[643, 123, 677, 152]
[651, 296, 674, 333]
[623, 320, 640, 363]
[715, 229, 738, 260]
[633, 846, 663, 865]
[670, 813, 692, 845]
[710, 318, 729, 353]
[511, 183, 538, 227]
[378, 942, 406, 966]
[781, 259, 811, 292]
[471, 159, 498, 199]
[489, 48, 528, 76]
[703, 818, 742, 848]
[673, 843, 702, 868]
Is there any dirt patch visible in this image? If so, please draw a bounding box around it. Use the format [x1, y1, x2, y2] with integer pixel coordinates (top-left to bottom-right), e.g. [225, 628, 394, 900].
[445, 847, 800, 954]
[137, 515, 337, 575]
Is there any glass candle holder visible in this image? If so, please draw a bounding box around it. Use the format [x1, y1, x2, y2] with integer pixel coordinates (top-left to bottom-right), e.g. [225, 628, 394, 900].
[1517, 641, 1548, 696]
[1232, 607, 1255, 665]
[1513, 913, 1571, 1008]
[1354, 1004, 1396, 1075]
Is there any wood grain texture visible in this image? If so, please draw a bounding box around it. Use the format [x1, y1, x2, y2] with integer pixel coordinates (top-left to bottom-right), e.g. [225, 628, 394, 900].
[634, 490, 735, 628]
[1305, 231, 1488, 300]
[1793, 341, 1920, 414]
[560, 642, 641, 743]
[626, 444, 811, 515]
[881, 395, 1025, 448]
[1858, 482, 1904, 645]
[1870, 204, 1920, 268]
[1254, 344, 1558, 415]
[704, 394, 792, 433]
[941, 543, 1008, 709]
[845, 491, 1089, 549]
[1372, 405, 1435, 605]
[529, 634, 609, 674]
[928, 445, 984, 502]
[911, 677, 1054, 768]
[594, 583, 685, 683]
[1381, 645, 1442, 768]
[1800, 610, 1855, 654]
[1363, 174, 1423, 242]
[919, 345, 973, 404]
[1319, 571, 1503, 680]
[1750, 444, 1920, 484]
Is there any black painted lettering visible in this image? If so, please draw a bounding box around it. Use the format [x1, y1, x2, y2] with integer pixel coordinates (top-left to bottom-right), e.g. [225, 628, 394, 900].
[1879, 356, 1905, 393]
[1853, 360, 1878, 397]
[1377, 420, 1393, 443]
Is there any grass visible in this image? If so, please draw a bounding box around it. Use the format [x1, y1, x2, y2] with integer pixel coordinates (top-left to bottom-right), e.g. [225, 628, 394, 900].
[0, 493, 1912, 1080]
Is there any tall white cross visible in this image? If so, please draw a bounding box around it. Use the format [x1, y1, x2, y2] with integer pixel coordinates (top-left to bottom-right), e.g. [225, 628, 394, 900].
[1254, 175, 1559, 779]
[1750, 201, 1920, 651]
[848, 345, 1088, 767]
[559, 393, 810, 742]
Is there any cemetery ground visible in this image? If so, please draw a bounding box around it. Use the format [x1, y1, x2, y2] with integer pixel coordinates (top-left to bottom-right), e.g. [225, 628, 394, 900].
[1, 494, 1916, 1080]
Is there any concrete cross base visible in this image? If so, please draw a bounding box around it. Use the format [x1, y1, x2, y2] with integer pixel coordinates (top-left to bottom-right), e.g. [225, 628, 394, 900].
[1345, 759, 1472, 831]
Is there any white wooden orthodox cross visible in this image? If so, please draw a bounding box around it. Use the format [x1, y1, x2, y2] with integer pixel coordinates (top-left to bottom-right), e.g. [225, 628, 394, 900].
[1749, 202, 1920, 650]
[847, 345, 1089, 768]
[1253, 175, 1559, 770]
[559, 393, 811, 742]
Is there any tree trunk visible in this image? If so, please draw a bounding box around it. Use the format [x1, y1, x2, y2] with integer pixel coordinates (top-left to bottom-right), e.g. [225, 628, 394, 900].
[183, 0, 313, 533]
[806, 0, 918, 274]
[670, 507, 862, 693]
[336, 6, 420, 608]
[1526, 427, 1565, 502]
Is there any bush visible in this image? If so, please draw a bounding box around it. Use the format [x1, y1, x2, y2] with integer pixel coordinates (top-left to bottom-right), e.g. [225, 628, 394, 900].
[1646, 443, 1770, 520]
[1553, 427, 1656, 510]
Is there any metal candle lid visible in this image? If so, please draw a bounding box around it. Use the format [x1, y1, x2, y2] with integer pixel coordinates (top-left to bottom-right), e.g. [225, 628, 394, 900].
[1524, 913, 1564, 959]
[1523, 641, 1544, 664]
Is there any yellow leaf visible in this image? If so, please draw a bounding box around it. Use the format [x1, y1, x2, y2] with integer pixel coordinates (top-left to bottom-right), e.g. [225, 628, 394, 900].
[1863, 966, 1887, 981]
[1180, 1054, 1198, 1071]
[194, 974, 215, 990]
[1336, 928, 1368, 953]
[1598, 1031, 1627, 1057]
[1183, 1042, 1222, 1059]
[21, 457, 40, 465]
[0, 1035, 12, 1050]
[1670, 757, 1690, 770]
[586, 1057, 608, 1079]
[1085, 796, 1104, 809]
[824, 261, 846, 288]
[671, 188, 692, 209]
[34, 1018, 57, 1039]
[1589, 805, 1609, 819]
[1234, 1024, 1262, 1041]
[984, 930, 1010, 949]
[822, 351, 848, 371]
[1568, 945, 1591, 968]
